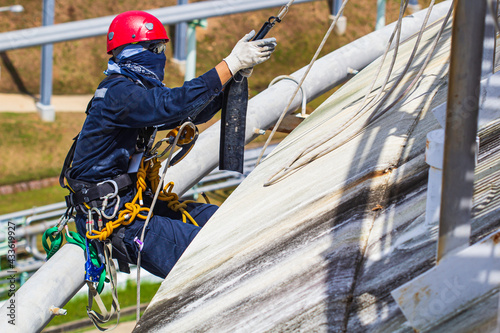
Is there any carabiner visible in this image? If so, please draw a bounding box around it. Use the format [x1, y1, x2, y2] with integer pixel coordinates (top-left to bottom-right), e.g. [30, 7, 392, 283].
[144, 138, 172, 162]
[98, 179, 120, 220]
[87, 207, 103, 233]
[56, 215, 69, 234]
[97, 180, 118, 199]
[145, 138, 173, 161]
[102, 195, 120, 220]
[65, 225, 74, 239]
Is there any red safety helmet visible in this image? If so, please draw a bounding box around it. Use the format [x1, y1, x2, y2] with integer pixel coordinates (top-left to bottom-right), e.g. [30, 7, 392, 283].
[107, 10, 169, 54]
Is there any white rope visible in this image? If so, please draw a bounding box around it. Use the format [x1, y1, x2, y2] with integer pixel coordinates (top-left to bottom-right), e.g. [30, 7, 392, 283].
[255, 0, 350, 167]
[292, 0, 411, 164]
[264, 0, 454, 186]
[135, 122, 196, 322]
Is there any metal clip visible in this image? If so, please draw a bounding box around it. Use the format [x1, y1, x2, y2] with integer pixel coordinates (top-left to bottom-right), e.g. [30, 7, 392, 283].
[55, 215, 69, 234]
[134, 237, 144, 251]
[86, 209, 94, 234]
[98, 180, 120, 220]
[64, 225, 74, 239]
[145, 138, 173, 161]
[97, 179, 118, 199]
[87, 207, 103, 232]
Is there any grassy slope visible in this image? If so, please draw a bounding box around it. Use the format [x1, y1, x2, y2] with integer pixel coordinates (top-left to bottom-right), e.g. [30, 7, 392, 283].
[0, 1, 416, 215]
[0, 0, 410, 95]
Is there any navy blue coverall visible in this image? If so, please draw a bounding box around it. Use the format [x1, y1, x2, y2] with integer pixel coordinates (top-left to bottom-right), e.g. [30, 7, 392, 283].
[71, 68, 223, 278]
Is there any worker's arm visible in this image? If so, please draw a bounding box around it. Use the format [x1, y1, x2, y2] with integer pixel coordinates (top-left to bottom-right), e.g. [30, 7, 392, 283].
[215, 61, 232, 86]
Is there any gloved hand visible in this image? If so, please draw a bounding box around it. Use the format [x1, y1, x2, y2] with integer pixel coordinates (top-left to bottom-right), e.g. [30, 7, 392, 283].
[223, 30, 277, 76]
[240, 67, 254, 78]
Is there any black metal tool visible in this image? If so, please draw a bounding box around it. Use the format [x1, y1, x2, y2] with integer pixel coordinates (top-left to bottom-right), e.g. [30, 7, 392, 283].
[219, 1, 293, 173]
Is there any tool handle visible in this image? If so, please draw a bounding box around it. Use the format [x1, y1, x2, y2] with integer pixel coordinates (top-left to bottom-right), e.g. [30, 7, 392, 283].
[253, 19, 275, 41]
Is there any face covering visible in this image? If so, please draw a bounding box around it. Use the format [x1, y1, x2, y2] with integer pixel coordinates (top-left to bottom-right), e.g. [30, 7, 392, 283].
[105, 44, 166, 87]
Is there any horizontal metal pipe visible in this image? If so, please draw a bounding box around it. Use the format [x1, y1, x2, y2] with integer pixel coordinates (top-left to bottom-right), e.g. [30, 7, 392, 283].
[0, 202, 67, 222]
[1, 220, 58, 241]
[0, 0, 317, 52]
[0, 261, 43, 279]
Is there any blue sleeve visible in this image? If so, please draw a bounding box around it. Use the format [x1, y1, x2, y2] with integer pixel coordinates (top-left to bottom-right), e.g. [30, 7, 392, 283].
[101, 68, 223, 129]
[191, 90, 224, 125]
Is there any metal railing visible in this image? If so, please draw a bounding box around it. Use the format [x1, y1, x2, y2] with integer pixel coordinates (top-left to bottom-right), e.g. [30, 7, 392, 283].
[0, 0, 318, 52]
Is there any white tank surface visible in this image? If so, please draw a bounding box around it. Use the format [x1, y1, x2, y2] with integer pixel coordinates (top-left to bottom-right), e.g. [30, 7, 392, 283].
[0, 4, 456, 333]
[135, 3, 500, 332]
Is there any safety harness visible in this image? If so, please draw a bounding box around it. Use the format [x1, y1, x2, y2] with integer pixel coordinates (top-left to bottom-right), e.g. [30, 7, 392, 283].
[44, 74, 202, 331]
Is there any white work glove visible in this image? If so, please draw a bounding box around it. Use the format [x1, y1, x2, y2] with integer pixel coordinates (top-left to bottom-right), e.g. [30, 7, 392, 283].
[223, 30, 277, 76]
[240, 67, 254, 78]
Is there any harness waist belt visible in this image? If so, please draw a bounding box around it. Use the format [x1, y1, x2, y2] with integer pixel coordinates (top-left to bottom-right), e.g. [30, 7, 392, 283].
[71, 174, 133, 206]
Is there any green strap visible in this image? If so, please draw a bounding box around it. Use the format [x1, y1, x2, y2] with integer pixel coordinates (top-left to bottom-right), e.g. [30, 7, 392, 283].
[65, 230, 86, 250]
[43, 224, 119, 330]
[42, 227, 106, 293]
[42, 227, 63, 260]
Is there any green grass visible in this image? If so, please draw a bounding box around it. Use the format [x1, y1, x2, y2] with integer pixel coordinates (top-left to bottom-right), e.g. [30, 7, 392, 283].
[0, 185, 67, 215]
[0, 112, 86, 186]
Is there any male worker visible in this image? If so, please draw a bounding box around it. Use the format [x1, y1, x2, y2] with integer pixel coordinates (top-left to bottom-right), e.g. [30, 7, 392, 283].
[62, 10, 277, 278]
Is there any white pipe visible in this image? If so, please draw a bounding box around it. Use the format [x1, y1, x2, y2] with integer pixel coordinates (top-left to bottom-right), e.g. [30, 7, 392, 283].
[0, 245, 85, 332]
[425, 129, 445, 227]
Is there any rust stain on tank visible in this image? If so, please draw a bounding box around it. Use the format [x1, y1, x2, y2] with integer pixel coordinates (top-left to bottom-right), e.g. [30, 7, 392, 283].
[414, 291, 421, 303]
[492, 232, 500, 245]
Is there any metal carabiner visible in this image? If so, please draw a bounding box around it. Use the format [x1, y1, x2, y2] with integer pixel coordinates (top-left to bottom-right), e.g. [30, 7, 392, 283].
[86, 209, 94, 234]
[97, 179, 118, 199]
[102, 195, 120, 220]
[64, 225, 74, 239]
[87, 207, 103, 233]
[55, 214, 69, 234]
[145, 138, 173, 161]
[97, 180, 120, 220]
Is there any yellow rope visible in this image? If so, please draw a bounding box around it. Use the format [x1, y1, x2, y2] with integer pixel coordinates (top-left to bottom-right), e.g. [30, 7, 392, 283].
[87, 157, 198, 241]
[147, 158, 199, 226]
[159, 182, 198, 226]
